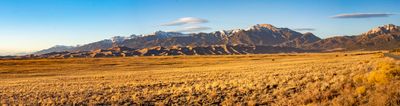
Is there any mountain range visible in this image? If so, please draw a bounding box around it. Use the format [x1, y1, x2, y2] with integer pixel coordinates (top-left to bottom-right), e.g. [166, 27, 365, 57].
[306, 24, 400, 51]
[34, 24, 400, 55]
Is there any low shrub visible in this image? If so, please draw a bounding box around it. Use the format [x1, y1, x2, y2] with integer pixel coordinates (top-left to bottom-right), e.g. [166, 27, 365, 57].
[355, 86, 366, 95]
[367, 61, 399, 84]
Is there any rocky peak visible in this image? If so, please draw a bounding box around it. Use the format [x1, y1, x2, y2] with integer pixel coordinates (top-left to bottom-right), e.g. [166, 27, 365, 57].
[302, 32, 319, 38]
[302, 32, 321, 41]
[111, 36, 127, 44]
[363, 24, 399, 35]
[384, 24, 398, 29]
[154, 31, 182, 35]
[232, 29, 245, 33]
[303, 32, 314, 35]
[256, 24, 276, 29]
[146, 31, 184, 38]
[213, 30, 238, 36]
[111, 34, 142, 44]
[153, 30, 167, 35]
[382, 24, 399, 32]
[129, 34, 142, 38]
[249, 24, 279, 32]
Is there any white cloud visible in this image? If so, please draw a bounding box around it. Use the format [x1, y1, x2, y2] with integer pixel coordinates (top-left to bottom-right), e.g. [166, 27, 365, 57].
[331, 13, 395, 18]
[169, 26, 211, 32]
[161, 17, 208, 26]
[293, 28, 315, 31]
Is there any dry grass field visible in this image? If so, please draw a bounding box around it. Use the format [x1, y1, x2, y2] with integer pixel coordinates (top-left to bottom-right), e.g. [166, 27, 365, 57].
[1, 52, 400, 105]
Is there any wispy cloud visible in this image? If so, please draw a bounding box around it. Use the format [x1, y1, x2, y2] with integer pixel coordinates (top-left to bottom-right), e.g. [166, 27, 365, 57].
[293, 28, 315, 31]
[161, 17, 208, 26]
[331, 13, 395, 18]
[170, 26, 211, 32]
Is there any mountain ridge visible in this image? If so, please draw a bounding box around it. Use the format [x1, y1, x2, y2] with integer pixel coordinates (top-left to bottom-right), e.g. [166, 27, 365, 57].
[18, 45, 316, 59]
[34, 24, 400, 54]
[35, 24, 320, 54]
[305, 24, 400, 51]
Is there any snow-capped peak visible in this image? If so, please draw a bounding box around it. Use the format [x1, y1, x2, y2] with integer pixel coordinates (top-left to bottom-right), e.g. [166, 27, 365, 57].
[232, 29, 244, 33]
[363, 24, 399, 35]
[248, 24, 279, 32]
[111, 36, 127, 44]
[145, 31, 184, 37]
[213, 30, 233, 35]
[110, 34, 142, 44]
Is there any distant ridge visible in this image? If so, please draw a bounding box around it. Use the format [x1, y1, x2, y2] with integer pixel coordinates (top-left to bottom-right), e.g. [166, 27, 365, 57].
[34, 45, 74, 55]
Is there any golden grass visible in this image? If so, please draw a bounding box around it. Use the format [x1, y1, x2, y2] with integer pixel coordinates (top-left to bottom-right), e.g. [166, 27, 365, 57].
[0, 52, 399, 105]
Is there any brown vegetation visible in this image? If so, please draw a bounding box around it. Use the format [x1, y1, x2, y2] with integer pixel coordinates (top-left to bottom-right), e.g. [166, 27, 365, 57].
[0, 52, 399, 105]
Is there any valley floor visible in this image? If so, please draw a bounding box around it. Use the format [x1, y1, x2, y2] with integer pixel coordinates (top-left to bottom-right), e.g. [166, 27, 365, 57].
[0, 52, 399, 105]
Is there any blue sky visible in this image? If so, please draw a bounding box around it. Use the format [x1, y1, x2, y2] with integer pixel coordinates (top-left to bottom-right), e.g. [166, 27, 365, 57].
[0, 0, 399, 54]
